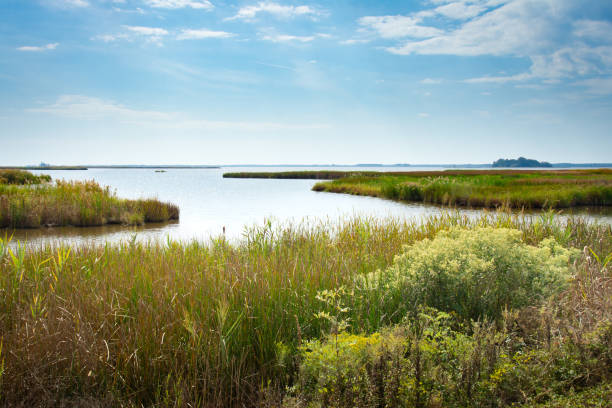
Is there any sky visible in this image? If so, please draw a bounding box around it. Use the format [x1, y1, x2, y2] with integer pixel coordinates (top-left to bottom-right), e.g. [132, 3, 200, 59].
[1, 0, 611, 165]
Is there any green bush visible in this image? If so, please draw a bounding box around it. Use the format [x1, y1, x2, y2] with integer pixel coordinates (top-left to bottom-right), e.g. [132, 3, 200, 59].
[288, 308, 505, 408]
[355, 227, 579, 324]
[0, 170, 50, 185]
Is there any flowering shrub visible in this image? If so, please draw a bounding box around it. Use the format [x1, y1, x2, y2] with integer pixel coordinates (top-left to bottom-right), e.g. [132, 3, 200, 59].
[356, 227, 579, 322]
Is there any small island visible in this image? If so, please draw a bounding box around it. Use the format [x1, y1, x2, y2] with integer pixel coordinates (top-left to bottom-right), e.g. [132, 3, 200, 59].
[492, 157, 552, 168]
[0, 169, 179, 228]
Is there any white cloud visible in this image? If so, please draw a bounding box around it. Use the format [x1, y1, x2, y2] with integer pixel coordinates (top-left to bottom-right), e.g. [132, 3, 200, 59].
[261, 34, 315, 43]
[227, 2, 319, 21]
[28, 94, 328, 131]
[417, 112, 430, 117]
[56, 0, 89, 7]
[177, 29, 235, 40]
[433, 1, 487, 20]
[387, 1, 557, 56]
[125, 26, 169, 36]
[573, 20, 612, 43]
[143, 0, 213, 10]
[17, 43, 59, 52]
[94, 26, 171, 44]
[465, 44, 612, 83]
[574, 76, 612, 95]
[358, 15, 443, 39]
[360, 0, 612, 87]
[339, 38, 370, 45]
[28, 95, 172, 120]
[420, 78, 442, 84]
[120, 26, 168, 44]
[93, 34, 129, 42]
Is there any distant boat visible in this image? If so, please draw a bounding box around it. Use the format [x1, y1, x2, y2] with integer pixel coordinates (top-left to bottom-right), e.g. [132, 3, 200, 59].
[155, 170, 167, 173]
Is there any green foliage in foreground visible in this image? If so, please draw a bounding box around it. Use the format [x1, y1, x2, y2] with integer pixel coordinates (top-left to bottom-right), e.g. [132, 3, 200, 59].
[288, 306, 612, 408]
[284, 228, 594, 407]
[0, 212, 610, 407]
[0, 179, 179, 228]
[312, 169, 612, 209]
[353, 228, 578, 327]
[0, 169, 51, 185]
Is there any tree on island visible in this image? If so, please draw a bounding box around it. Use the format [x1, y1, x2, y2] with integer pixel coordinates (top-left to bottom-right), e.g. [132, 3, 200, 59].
[492, 157, 552, 168]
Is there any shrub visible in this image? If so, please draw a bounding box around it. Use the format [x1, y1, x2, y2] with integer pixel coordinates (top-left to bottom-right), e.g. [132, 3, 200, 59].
[354, 227, 579, 324]
[0, 170, 51, 185]
[288, 308, 505, 408]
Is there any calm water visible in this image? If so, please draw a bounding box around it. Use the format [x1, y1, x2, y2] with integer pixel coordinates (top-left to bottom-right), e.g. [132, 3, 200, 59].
[7, 166, 612, 247]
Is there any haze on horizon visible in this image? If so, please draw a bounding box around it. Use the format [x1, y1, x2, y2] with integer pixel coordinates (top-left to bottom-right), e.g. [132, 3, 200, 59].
[1, 0, 611, 166]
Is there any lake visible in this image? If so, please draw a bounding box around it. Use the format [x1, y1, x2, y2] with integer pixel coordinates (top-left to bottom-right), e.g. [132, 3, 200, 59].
[7, 166, 612, 247]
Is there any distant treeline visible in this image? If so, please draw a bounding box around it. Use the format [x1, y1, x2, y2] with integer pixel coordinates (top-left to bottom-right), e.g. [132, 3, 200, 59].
[223, 169, 609, 180]
[492, 157, 552, 168]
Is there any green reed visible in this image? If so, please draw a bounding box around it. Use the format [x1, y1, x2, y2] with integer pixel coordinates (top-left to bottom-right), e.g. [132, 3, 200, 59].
[0, 212, 609, 406]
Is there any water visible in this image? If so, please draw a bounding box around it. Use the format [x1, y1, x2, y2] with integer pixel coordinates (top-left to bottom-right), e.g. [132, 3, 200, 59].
[6, 166, 612, 247]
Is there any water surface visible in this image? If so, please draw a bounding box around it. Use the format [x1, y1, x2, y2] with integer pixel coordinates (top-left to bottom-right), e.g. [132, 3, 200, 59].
[6, 166, 611, 247]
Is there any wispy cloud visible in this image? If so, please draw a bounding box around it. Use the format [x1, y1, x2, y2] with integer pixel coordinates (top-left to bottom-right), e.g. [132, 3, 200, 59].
[93, 34, 129, 42]
[17, 43, 59, 52]
[103, 26, 168, 44]
[125, 26, 169, 36]
[55, 0, 89, 7]
[259, 32, 330, 43]
[28, 94, 329, 131]
[574, 76, 612, 96]
[143, 0, 213, 10]
[227, 2, 320, 21]
[420, 78, 443, 84]
[358, 15, 443, 39]
[339, 38, 370, 45]
[360, 0, 612, 88]
[177, 29, 235, 40]
[261, 34, 315, 43]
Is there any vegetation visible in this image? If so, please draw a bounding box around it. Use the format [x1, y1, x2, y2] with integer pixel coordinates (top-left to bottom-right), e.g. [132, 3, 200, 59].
[311, 169, 612, 209]
[0, 169, 51, 185]
[223, 169, 607, 180]
[0, 176, 179, 228]
[0, 211, 610, 407]
[493, 157, 553, 168]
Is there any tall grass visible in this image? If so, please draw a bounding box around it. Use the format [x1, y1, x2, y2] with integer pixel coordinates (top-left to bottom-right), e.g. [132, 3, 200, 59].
[0, 211, 610, 406]
[0, 180, 179, 228]
[0, 169, 51, 185]
[312, 170, 612, 209]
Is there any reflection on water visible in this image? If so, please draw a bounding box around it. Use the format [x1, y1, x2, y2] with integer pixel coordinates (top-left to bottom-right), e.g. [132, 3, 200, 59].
[7, 221, 180, 247]
[4, 166, 612, 248]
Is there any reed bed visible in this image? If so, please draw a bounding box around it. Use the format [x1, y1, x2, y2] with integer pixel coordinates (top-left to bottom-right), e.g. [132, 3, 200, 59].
[312, 170, 612, 209]
[0, 211, 610, 406]
[0, 169, 51, 185]
[0, 180, 179, 228]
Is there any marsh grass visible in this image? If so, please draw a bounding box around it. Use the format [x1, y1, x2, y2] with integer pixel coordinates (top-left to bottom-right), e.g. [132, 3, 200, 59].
[0, 169, 51, 185]
[311, 170, 612, 209]
[0, 180, 179, 228]
[0, 211, 610, 406]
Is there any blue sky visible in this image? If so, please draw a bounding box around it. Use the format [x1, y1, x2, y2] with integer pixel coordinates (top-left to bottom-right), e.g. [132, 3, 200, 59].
[1, 0, 611, 165]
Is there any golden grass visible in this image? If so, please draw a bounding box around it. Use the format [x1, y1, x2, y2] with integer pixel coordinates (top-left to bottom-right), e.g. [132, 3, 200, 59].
[0, 211, 610, 406]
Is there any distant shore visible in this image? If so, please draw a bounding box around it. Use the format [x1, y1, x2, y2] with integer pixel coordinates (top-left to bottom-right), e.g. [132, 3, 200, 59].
[225, 169, 612, 209]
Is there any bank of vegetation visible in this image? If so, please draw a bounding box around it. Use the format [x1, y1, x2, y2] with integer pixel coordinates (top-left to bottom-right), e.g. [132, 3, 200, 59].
[312, 169, 612, 209]
[0, 169, 52, 185]
[0, 211, 610, 407]
[0, 171, 179, 228]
